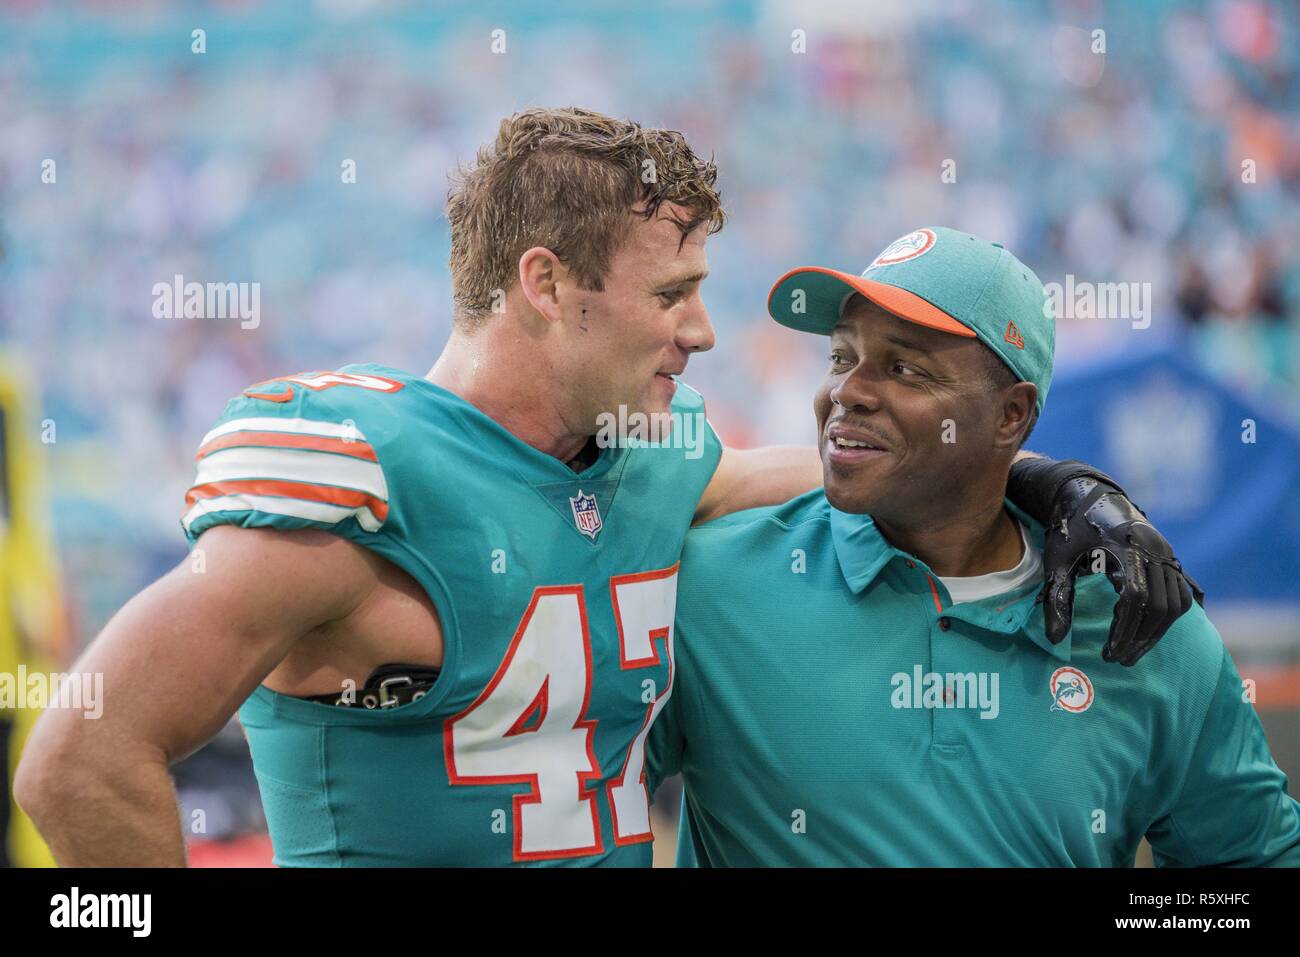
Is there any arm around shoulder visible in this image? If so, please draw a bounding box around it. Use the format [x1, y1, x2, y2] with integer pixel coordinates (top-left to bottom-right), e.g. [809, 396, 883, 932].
[694, 445, 822, 525]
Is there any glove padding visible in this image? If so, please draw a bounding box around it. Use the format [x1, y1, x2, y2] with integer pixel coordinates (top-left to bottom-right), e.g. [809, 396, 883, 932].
[1041, 477, 1204, 666]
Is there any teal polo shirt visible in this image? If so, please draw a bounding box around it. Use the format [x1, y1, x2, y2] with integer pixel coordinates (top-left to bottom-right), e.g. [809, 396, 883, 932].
[647, 490, 1300, 867]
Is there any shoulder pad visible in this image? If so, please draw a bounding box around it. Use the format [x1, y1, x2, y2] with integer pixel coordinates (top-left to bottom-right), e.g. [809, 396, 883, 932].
[181, 370, 404, 542]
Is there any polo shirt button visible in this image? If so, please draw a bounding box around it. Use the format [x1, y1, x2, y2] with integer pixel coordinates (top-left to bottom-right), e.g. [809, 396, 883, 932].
[938, 617, 951, 631]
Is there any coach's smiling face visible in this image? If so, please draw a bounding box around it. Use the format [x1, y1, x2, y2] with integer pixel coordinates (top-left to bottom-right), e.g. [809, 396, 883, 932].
[814, 295, 1035, 525]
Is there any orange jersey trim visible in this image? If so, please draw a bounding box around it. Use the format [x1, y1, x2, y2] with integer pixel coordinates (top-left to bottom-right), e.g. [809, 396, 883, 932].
[185, 478, 389, 522]
[196, 429, 379, 463]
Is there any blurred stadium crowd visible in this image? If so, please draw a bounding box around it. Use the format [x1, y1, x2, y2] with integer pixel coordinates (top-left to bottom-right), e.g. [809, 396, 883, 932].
[2, 1, 1297, 622]
[0, 1, 1297, 860]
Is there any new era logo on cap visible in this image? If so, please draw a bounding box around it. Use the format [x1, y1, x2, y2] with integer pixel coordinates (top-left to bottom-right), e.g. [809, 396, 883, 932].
[1004, 320, 1025, 350]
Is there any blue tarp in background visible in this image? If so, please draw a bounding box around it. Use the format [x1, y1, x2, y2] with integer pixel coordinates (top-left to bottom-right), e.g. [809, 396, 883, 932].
[1034, 345, 1300, 605]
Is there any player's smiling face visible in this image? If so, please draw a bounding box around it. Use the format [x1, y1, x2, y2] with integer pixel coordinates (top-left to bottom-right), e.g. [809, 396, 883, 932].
[813, 296, 1003, 520]
[561, 201, 715, 428]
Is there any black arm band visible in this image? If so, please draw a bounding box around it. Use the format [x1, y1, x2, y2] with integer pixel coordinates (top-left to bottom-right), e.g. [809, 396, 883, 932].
[1006, 457, 1131, 526]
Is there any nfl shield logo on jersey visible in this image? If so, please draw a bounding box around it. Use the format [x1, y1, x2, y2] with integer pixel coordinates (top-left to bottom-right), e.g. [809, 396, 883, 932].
[569, 490, 603, 540]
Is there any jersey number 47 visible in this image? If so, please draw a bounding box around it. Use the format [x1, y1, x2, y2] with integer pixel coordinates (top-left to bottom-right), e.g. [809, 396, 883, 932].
[444, 565, 678, 862]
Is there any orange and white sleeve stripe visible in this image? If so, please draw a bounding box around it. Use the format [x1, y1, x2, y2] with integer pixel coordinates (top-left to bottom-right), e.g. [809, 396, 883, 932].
[182, 416, 390, 534]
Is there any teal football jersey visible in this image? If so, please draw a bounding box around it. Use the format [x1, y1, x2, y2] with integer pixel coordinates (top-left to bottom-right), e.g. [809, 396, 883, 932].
[182, 364, 722, 866]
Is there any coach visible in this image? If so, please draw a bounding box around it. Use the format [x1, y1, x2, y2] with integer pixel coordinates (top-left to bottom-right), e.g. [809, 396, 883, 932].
[648, 227, 1300, 866]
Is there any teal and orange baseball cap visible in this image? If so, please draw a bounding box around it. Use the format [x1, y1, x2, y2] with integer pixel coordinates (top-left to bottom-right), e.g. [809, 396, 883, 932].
[767, 227, 1055, 413]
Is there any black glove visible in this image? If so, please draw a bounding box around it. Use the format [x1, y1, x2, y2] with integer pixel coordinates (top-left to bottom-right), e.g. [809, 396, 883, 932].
[1008, 458, 1204, 666]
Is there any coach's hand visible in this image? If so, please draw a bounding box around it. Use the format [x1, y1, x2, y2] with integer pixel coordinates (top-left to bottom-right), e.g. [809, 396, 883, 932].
[1041, 476, 1203, 666]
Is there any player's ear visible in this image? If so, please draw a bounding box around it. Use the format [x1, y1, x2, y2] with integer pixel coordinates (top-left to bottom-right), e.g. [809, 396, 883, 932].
[993, 381, 1037, 451]
[518, 246, 564, 323]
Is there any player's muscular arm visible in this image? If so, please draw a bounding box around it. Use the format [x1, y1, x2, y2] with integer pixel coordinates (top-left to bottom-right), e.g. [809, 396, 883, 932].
[14, 527, 381, 866]
[693, 445, 822, 524]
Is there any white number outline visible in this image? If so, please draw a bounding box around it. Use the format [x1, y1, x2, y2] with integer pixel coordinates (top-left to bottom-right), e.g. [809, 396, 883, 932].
[443, 585, 604, 862]
[606, 563, 678, 845]
[442, 565, 678, 861]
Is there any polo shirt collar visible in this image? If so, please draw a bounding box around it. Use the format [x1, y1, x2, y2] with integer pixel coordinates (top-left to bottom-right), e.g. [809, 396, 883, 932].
[829, 499, 1071, 662]
[828, 505, 897, 595]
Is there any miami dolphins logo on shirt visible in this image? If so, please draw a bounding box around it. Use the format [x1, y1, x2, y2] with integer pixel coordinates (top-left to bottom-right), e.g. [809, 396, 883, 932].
[569, 490, 603, 541]
[1049, 666, 1094, 713]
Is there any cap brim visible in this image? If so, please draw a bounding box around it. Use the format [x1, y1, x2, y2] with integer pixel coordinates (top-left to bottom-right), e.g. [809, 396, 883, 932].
[767, 266, 976, 338]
